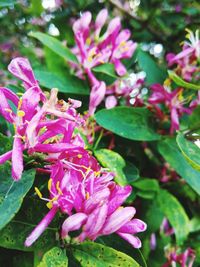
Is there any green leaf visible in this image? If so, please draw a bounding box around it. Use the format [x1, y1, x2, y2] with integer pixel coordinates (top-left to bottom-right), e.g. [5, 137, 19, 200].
[132, 178, 159, 199]
[0, 133, 12, 155]
[72, 241, 139, 267]
[156, 189, 189, 244]
[137, 48, 167, 85]
[189, 217, 200, 233]
[29, 32, 78, 63]
[38, 247, 68, 267]
[34, 70, 89, 95]
[123, 161, 140, 183]
[168, 70, 200, 90]
[94, 149, 127, 186]
[158, 138, 200, 195]
[0, 164, 35, 230]
[132, 178, 159, 191]
[0, 198, 58, 252]
[93, 64, 118, 78]
[0, 0, 16, 7]
[176, 133, 200, 171]
[95, 107, 160, 141]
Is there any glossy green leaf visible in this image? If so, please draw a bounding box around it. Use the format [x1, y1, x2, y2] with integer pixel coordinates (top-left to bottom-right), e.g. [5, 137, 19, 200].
[137, 48, 167, 85]
[133, 178, 159, 199]
[0, 198, 58, 252]
[168, 70, 200, 90]
[95, 107, 160, 141]
[189, 217, 200, 233]
[0, 0, 16, 7]
[176, 132, 200, 171]
[158, 138, 200, 195]
[94, 149, 127, 185]
[156, 189, 189, 244]
[38, 247, 68, 267]
[34, 70, 89, 95]
[93, 64, 118, 78]
[72, 241, 139, 267]
[29, 32, 78, 63]
[0, 164, 35, 230]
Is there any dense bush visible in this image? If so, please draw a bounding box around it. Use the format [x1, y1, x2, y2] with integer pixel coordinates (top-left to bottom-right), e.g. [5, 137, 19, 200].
[0, 1, 200, 266]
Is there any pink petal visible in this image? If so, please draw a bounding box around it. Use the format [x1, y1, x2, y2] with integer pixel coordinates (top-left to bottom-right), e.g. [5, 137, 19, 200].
[0, 89, 15, 123]
[61, 213, 87, 238]
[25, 206, 58, 247]
[32, 143, 78, 153]
[84, 203, 108, 239]
[117, 232, 142, 248]
[112, 58, 127, 76]
[11, 136, 23, 180]
[8, 57, 39, 90]
[118, 219, 147, 234]
[108, 185, 132, 215]
[89, 81, 106, 115]
[95, 9, 108, 38]
[105, 96, 117, 109]
[102, 207, 136, 235]
[0, 150, 12, 164]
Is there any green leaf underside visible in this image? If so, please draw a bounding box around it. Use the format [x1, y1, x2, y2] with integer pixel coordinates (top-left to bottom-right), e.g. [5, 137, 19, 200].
[95, 107, 160, 141]
[176, 132, 200, 171]
[157, 189, 189, 244]
[158, 138, 200, 195]
[137, 48, 167, 85]
[0, 164, 35, 230]
[168, 70, 200, 90]
[29, 32, 78, 63]
[34, 70, 89, 95]
[38, 247, 68, 267]
[93, 64, 118, 78]
[72, 242, 139, 267]
[94, 149, 127, 186]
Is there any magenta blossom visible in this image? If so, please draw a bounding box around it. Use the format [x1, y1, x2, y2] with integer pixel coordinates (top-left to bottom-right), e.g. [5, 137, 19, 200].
[0, 57, 82, 180]
[25, 156, 146, 248]
[162, 247, 195, 267]
[148, 83, 192, 133]
[71, 9, 137, 114]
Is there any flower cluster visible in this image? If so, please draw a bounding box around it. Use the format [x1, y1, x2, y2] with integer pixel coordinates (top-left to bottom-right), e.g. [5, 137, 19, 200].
[0, 57, 146, 248]
[167, 29, 200, 82]
[71, 9, 137, 114]
[162, 247, 195, 267]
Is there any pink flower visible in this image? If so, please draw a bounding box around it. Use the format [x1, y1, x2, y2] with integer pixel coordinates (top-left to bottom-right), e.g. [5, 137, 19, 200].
[71, 9, 137, 113]
[25, 158, 146, 248]
[0, 58, 82, 180]
[149, 83, 192, 133]
[162, 247, 195, 267]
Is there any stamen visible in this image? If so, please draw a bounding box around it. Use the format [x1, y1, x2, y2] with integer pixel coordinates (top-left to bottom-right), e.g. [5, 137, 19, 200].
[48, 178, 52, 191]
[56, 181, 63, 195]
[4, 108, 12, 113]
[17, 110, 25, 117]
[35, 187, 43, 199]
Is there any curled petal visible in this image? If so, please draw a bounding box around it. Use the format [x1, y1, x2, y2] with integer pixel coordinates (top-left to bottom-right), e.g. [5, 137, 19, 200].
[32, 143, 78, 153]
[108, 185, 132, 215]
[118, 219, 147, 234]
[0, 89, 15, 123]
[105, 96, 117, 109]
[11, 136, 23, 180]
[95, 9, 108, 39]
[25, 206, 58, 247]
[112, 59, 127, 76]
[61, 213, 87, 239]
[89, 81, 106, 115]
[102, 207, 136, 235]
[84, 203, 108, 239]
[0, 150, 12, 164]
[8, 57, 38, 90]
[117, 232, 142, 248]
